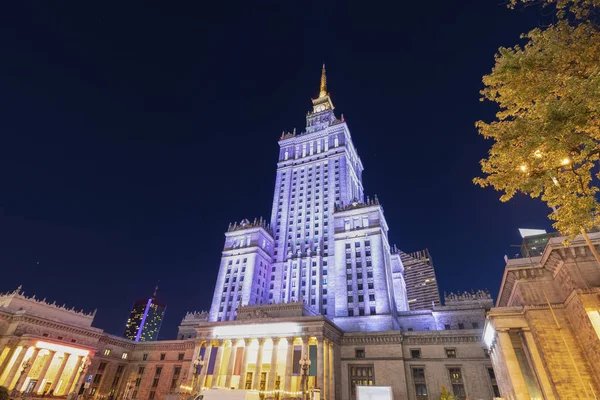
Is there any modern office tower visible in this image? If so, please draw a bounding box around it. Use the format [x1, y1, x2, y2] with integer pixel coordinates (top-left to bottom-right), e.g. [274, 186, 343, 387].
[123, 285, 166, 342]
[400, 249, 441, 310]
[518, 228, 560, 257]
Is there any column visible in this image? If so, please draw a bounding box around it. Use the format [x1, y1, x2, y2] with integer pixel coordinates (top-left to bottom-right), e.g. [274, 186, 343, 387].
[2, 346, 26, 388]
[49, 353, 71, 392]
[64, 355, 83, 395]
[522, 330, 556, 400]
[211, 340, 224, 387]
[323, 339, 328, 400]
[71, 356, 90, 395]
[13, 347, 40, 391]
[328, 343, 334, 400]
[497, 330, 529, 399]
[283, 338, 294, 394]
[253, 339, 265, 389]
[198, 343, 213, 390]
[224, 340, 237, 389]
[268, 338, 279, 391]
[0, 345, 18, 379]
[238, 339, 251, 389]
[33, 350, 56, 393]
[317, 338, 324, 394]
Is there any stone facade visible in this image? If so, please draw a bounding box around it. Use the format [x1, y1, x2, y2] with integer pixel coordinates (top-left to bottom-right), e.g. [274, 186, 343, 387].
[485, 232, 600, 399]
[0, 286, 499, 400]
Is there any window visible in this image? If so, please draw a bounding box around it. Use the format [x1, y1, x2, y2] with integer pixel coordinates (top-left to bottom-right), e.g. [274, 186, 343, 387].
[410, 349, 421, 359]
[149, 391, 156, 399]
[412, 368, 428, 400]
[488, 368, 500, 397]
[444, 324, 451, 330]
[178, 353, 184, 361]
[448, 368, 466, 399]
[122, 353, 128, 359]
[152, 378, 160, 388]
[472, 322, 480, 329]
[93, 374, 102, 384]
[98, 362, 107, 372]
[103, 349, 111, 356]
[143, 353, 148, 361]
[445, 348, 457, 358]
[349, 365, 374, 399]
[355, 349, 365, 358]
[458, 323, 465, 330]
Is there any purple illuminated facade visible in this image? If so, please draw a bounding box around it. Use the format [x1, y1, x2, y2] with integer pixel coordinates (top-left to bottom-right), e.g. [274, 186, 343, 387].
[208, 67, 414, 330]
[124, 287, 166, 342]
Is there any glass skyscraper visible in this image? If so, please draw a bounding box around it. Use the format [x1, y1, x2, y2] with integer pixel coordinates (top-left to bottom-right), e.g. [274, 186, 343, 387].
[123, 286, 166, 342]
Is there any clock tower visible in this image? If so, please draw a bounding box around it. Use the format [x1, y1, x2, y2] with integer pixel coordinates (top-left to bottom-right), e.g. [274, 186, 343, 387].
[306, 65, 337, 133]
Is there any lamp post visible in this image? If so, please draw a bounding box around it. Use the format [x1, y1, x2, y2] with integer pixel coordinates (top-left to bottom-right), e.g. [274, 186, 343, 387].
[298, 356, 311, 400]
[191, 356, 205, 397]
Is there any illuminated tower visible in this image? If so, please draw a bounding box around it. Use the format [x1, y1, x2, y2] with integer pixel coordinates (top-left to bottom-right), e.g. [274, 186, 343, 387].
[123, 285, 166, 342]
[208, 66, 409, 329]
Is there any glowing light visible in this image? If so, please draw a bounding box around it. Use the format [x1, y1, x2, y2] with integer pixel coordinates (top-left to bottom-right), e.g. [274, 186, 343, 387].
[483, 324, 495, 348]
[212, 322, 301, 338]
[520, 165, 527, 172]
[561, 158, 570, 166]
[534, 150, 542, 158]
[36, 341, 89, 357]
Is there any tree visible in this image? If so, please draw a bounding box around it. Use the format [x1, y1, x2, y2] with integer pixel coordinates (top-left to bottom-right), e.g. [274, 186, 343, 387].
[0, 386, 9, 400]
[439, 386, 456, 400]
[474, 0, 600, 250]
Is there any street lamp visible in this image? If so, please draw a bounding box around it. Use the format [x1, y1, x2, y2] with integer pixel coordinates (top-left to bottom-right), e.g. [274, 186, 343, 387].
[191, 356, 205, 397]
[299, 356, 311, 400]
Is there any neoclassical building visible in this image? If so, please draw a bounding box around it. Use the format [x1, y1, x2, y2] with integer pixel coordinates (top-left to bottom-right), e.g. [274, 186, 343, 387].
[2, 68, 500, 400]
[484, 232, 600, 399]
[0, 285, 498, 400]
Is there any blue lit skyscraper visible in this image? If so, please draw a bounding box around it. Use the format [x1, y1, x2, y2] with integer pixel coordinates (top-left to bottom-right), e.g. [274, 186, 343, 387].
[208, 66, 417, 331]
[124, 286, 166, 342]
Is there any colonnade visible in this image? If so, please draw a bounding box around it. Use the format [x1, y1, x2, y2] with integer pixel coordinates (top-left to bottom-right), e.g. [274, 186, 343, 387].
[0, 342, 90, 396]
[195, 336, 335, 400]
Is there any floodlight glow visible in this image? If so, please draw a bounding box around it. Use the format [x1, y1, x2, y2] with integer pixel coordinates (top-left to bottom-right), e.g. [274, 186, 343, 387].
[483, 324, 495, 348]
[36, 341, 89, 357]
[213, 322, 301, 338]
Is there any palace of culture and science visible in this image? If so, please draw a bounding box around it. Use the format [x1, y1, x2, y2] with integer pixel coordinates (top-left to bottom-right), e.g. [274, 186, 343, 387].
[0, 68, 500, 400]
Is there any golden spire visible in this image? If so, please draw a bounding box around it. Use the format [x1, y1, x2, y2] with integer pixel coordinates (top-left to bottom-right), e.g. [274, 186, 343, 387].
[319, 64, 327, 98]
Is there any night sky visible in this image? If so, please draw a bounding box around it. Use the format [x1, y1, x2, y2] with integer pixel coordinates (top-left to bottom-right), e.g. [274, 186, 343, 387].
[0, 1, 554, 339]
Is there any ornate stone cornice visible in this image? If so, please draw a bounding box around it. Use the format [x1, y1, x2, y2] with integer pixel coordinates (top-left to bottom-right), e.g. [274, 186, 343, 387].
[402, 334, 481, 345]
[341, 334, 402, 345]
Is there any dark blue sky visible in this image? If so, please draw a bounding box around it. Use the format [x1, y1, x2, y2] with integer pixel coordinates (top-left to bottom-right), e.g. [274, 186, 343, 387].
[0, 1, 553, 339]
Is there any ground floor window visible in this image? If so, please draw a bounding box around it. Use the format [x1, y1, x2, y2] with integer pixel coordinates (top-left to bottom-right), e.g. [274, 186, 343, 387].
[348, 365, 374, 399]
[448, 368, 466, 399]
[412, 368, 428, 400]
